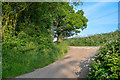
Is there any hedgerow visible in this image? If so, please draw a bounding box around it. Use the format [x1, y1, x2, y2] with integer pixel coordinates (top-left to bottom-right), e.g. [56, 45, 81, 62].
[64, 31, 119, 46]
[87, 38, 120, 79]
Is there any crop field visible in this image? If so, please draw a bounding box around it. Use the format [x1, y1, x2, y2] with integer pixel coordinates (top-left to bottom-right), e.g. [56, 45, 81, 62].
[64, 31, 119, 46]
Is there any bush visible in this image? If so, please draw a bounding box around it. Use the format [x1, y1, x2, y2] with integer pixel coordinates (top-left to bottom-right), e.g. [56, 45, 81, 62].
[2, 31, 68, 78]
[87, 38, 120, 79]
[0, 43, 1, 79]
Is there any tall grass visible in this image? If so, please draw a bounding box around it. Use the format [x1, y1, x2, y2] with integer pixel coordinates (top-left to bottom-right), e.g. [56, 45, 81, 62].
[2, 32, 68, 78]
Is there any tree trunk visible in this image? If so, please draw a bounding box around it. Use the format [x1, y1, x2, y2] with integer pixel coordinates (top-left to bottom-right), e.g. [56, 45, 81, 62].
[57, 33, 63, 42]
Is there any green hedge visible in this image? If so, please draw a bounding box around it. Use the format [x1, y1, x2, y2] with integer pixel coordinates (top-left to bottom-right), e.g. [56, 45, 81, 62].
[87, 38, 120, 79]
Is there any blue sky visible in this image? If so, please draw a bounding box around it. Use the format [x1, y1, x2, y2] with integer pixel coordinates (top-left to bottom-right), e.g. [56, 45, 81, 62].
[72, 2, 118, 38]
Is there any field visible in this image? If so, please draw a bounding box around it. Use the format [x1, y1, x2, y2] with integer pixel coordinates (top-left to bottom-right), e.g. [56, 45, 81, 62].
[64, 30, 119, 46]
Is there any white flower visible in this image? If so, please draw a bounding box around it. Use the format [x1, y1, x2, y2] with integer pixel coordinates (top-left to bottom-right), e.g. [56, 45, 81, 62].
[89, 68, 91, 70]
[86, 64, 89, 67]
[107, 76, 109, 78]
[98, 70, 101, 72]
[110, 75, 112, 77]
[92, 58, 94, 60]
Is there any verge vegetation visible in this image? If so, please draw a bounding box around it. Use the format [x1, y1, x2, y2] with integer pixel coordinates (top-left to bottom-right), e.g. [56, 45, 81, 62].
[87, 37, 120, 79]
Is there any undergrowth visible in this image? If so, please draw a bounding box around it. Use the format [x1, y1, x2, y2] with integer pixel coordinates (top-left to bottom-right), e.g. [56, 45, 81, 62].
[2, 31, 68, 78]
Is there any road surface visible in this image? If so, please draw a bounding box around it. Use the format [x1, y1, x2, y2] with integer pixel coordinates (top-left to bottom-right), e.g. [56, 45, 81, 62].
[17, 46, 100, 78]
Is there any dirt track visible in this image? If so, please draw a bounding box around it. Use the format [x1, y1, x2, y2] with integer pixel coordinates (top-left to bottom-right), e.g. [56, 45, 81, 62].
[17, 46, 100, 78]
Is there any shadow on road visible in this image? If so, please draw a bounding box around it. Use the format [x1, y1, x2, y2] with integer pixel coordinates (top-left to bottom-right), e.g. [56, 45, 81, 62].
[76, 54, 96, 78]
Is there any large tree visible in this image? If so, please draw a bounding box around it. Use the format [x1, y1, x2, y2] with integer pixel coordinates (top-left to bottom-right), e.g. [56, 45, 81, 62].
[52, 2, 88, 42]
[2, 2, 57, 39]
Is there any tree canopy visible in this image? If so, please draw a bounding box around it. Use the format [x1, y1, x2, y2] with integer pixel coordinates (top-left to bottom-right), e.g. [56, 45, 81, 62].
[2, 2, 88, 42]
[51, 3, 88, 42]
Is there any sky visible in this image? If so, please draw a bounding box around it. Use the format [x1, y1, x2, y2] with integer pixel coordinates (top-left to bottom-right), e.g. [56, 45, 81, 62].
[72, 2, 118, 38]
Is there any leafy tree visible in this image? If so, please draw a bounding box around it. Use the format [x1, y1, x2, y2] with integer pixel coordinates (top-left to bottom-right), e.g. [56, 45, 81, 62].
[52, 2, 88, 42]
[2, 2, 32, 38]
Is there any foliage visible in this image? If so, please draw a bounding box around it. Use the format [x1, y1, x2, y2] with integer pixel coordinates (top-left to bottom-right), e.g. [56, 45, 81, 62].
[87, 37, 120, 79]
[52, 2, 88, 42]
[64, 30, 119, 46]
[0, 43, 1, 79]
[2, 31, 68, 78]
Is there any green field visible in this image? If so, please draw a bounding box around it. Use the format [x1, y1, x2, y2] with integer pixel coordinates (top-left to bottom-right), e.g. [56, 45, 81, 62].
[64, 30, 119, 46]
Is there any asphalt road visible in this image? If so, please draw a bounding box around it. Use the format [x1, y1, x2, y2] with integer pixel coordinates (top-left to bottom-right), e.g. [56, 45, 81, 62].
[17, 46, 100, 78]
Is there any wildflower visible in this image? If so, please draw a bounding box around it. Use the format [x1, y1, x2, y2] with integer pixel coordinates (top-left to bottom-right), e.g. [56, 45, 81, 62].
[107, 76, 109, 78]
[97, 60, 99, 62]
[89, 68, 91, 70]
[86, 64, 89, 67]
[92, 58, 94, 60]
[110, 75, 112, 77]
